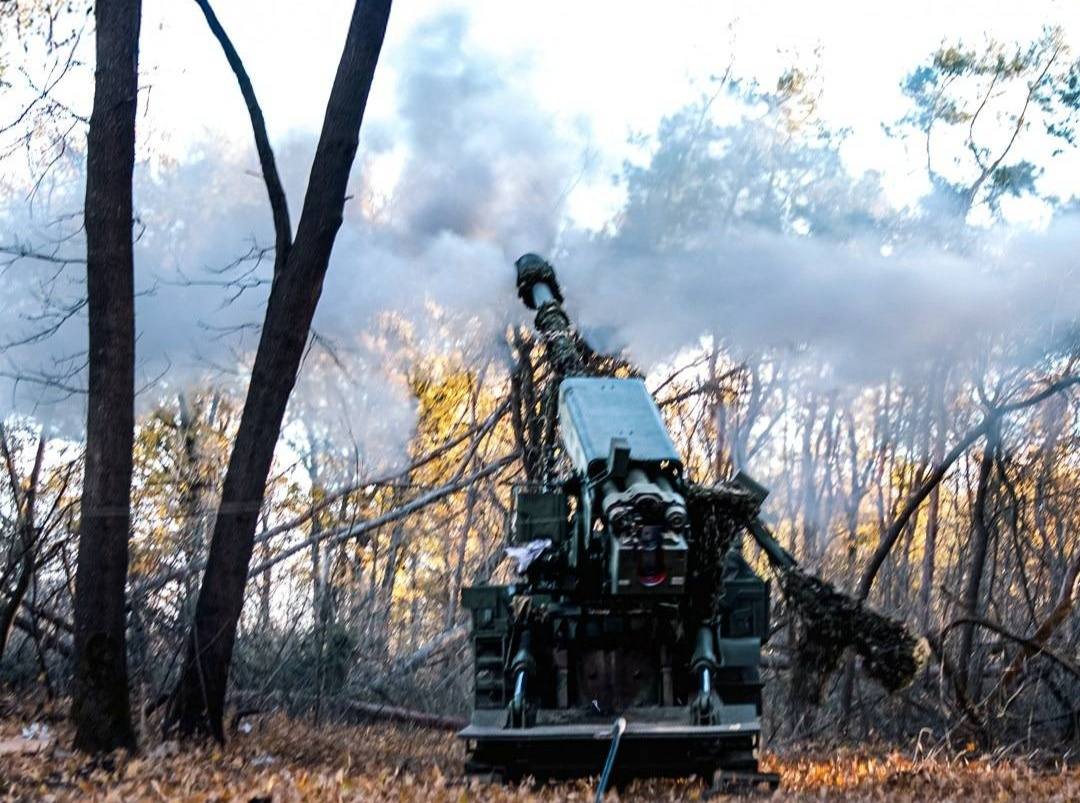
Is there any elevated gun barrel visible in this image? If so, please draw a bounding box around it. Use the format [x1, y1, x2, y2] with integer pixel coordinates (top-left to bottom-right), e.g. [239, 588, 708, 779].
[514, 253, 584, 376]
[515, 252, 563, 309]
[457, 253, 777, 790]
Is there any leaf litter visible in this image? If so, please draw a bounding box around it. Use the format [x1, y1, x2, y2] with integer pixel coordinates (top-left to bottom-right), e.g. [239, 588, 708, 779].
[0, 699, 1077, 801]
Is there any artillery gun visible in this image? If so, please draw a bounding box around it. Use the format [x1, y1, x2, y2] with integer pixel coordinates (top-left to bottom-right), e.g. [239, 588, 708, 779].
[457, 255, 783, 790]
[457, 255, 922, 791]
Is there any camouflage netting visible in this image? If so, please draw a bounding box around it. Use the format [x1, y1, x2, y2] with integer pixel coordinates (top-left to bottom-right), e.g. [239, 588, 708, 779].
[533, 301, 586, 376]
[684, 483, 761, 624]
[779, 567, 928, 704]
[685, 481, 926, 699]
[515, 253, 586, 378]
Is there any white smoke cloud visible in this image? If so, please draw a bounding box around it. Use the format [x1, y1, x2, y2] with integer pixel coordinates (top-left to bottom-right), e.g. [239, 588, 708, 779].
[3, 8, 1080, 463]
[0, 11, 584, 461]
[560, 222, 1080, 382]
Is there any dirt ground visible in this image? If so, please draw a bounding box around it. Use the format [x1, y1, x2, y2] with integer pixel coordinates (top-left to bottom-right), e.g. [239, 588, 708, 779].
[1, 700, 1078, 801]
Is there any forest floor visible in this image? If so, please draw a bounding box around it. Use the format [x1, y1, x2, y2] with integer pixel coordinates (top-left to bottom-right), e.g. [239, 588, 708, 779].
[1, 697, 1078, 801]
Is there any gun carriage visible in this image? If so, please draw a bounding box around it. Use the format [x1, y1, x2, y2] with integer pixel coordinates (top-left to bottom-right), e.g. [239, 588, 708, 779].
[458, 255, 787, 788]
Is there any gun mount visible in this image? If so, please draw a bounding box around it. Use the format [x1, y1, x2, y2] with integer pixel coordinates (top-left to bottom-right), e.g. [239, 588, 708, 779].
[457, 254, 780, 790]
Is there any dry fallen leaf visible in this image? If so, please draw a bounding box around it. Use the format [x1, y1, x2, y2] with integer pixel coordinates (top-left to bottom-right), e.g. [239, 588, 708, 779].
[0, 702, 1077, 802]
[0, 736, 53, 756]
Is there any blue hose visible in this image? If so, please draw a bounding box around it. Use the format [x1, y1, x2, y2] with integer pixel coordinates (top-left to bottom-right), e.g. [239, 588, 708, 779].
[594, 717, 627, 803]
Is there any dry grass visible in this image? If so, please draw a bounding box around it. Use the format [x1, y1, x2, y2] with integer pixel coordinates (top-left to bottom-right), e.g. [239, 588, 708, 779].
[1, 698, 1077, 801]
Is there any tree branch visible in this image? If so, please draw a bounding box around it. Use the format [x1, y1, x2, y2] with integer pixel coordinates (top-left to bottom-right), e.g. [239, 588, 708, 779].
[193, 0, 292, 270]
[857, 373, 1080, 600]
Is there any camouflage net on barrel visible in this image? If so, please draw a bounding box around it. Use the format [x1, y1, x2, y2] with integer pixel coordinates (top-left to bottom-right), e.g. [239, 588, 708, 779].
[685, 482, 926, 699]
[779, 567, 928, 704]
[684, 483, 761, 625]
[533, 301, 586, 376]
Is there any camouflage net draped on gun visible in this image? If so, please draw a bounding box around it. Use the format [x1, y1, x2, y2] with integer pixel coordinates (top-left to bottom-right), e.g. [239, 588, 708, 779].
[684, 483, 760, 625]
[686, 482, 927, 700]
[778, 566, 928, 703]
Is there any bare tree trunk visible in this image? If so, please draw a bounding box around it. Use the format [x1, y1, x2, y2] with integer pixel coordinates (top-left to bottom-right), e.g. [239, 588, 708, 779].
[306, 463, 328, 727]
[856, 374, 1080, 602]
[257, 510, 272, 632]
[799, 394, 819, 561]
[176, 393, 211, 623]
[71, 0, 141, 754]
[957, 420, 1000, 694]
[445, 484, 477, 628]
[376, 516, 407, 647]
[167, 0, 392, 741]
[0, 547, 33, 659]
[0, 430, 45, 658]
[919, 368, 947, 632]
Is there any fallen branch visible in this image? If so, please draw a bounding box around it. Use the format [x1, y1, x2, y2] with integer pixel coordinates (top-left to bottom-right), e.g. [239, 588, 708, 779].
[229, 690, 467, 731]
[346, 701, 466, 731]
[245, 452, 519, 578]
[391, 625, 469, 677]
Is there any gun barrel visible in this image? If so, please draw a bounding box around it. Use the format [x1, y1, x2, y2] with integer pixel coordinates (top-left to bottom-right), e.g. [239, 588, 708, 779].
[515, 253, 563, 310]
[514, 253, 584, 376]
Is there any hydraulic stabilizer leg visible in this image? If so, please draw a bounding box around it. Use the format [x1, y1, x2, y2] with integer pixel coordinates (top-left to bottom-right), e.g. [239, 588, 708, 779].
[690, 625, 722, 725]
[509, 631, 535, 728]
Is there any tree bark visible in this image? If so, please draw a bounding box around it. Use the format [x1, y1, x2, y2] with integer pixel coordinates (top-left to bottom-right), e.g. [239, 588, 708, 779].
[71, 0, 142, 754]
[166, 0, 392, 742]
[957, 419, 1000, 694]
[918, 370, 947, 631]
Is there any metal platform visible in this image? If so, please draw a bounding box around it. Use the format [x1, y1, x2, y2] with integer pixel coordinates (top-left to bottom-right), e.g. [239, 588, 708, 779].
[460, 720, 759, 740]
[459, 714, 762, 781]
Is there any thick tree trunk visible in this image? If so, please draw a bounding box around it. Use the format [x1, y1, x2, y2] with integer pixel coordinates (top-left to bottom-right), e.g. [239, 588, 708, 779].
[167, 0, 392, 741]
[71, 0, 142, 754]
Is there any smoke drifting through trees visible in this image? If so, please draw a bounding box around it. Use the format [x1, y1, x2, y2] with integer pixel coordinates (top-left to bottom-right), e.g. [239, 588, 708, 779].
[1, 13, 577, 449]
[4, 14, 1079, 453]
[566, 221, 1080, 378]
